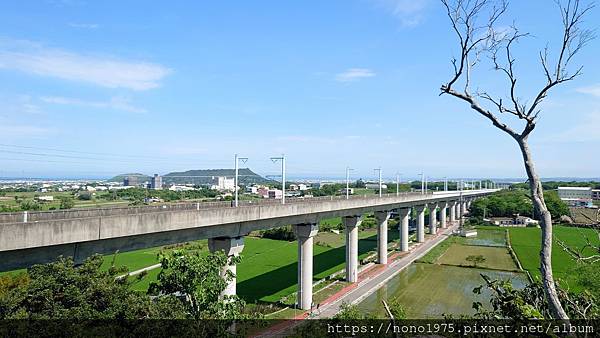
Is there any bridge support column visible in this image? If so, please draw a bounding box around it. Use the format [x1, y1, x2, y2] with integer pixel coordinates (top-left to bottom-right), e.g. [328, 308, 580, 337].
[375, 211, 390, 264]
[428, 203, 438, 235]
[343, 216, 361, 283]
[449, 202, 456, 223]
[416, 205, 426, 243]
[208, 236, 245, 299]
[294, 223, 319, 310]
[462, 201, 468, 215]
[439, 202, 448, 229]
[399, 208, 411, 252]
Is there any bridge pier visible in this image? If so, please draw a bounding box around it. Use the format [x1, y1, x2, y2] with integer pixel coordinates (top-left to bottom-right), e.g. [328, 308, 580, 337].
[375, 211, 390, 264]
[428, 203, 438, 235]
[398, 208, 410, 252]
[439, 202, 448, 228]
[293, 223, 319, 310]
[208, 236, 245, 299]
[343, 216, 361, 283]
[449, 201, 456, 223]
[462, 201, 468, 216]
[416, 205, 426, 243]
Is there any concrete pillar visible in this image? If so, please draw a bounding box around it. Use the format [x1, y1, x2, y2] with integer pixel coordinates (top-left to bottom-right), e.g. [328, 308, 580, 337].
[343, 216, 361, 283]
[399, 208, 411, 252]
[429, 203, 438, 235]
[462, 201, 468, 215]
[293, 223, 319, 310]
[208, 236, 245, 298]
[440, 202, 448, 229]
[22, 211, 28, 223]
[449, 202, 456, 222]
[375, 211, 390, 264]
[416, 205, 426, 243]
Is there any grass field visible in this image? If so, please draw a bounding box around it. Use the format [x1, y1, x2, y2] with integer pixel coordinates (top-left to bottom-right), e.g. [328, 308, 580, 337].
[461, 228, 506, 247]
[436, 243, 519, 271]
[508, 225, 600, 292]
[105, 228, 398, 302]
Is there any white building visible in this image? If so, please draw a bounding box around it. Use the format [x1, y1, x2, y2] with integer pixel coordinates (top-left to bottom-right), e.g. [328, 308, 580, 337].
[268, 189, 283, 199]
[35, 196, 54, 202]
[168, 185, 196, 192]
[246, 186, 258, 194]
[365, 183, 388, 190]
[211, 176, 235, 191]
[557, 187, 593, 207]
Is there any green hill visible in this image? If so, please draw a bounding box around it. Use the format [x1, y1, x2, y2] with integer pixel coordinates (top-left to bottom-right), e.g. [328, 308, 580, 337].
[163, 168, 272, 186]
[107, 173, 151, 183]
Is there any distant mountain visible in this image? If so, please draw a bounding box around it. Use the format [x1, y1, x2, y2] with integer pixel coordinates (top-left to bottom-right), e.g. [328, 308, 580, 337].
[163, 168, 273, 186]
[107, 173, 151, 183]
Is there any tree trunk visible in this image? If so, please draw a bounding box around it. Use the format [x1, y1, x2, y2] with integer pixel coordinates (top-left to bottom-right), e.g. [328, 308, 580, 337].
[517, 138, 568, 319]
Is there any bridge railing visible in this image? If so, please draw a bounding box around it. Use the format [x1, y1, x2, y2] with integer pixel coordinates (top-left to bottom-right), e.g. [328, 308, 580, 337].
[0, 189, 490, 224]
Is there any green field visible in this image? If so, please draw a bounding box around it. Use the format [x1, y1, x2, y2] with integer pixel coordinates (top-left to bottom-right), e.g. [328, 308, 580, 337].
[436, 243, 519, 271]
[96, 227, 398, 302]
[461, 228, 506, 247]
[508, 225, 600, 292]
[357, 263, 529, 318]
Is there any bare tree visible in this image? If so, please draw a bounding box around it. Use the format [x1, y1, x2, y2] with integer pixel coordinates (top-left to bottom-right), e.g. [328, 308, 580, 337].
[440, 0, 594, 319]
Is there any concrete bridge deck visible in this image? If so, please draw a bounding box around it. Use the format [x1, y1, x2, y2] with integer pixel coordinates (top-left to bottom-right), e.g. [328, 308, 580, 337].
[0, 189, 495, 310]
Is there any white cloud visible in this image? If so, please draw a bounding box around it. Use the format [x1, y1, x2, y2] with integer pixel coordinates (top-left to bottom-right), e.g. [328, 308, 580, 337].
[335, 68, 376, 82]
[41, 95, 147, 113]
[68, 23, 100, 29]
[576, 85, 600, 97]
[0, 39, 171, 90]
[372, 0, 430, 27]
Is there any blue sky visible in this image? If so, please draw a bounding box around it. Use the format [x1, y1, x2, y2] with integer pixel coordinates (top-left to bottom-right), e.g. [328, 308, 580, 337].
[0, 0, 599, 180]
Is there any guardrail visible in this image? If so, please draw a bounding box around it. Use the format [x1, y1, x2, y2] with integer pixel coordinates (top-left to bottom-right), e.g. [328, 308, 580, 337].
[0, 189, 492, 224]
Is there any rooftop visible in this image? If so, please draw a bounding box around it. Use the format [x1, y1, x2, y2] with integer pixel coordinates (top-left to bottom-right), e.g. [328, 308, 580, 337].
[557, 186, 592, 191]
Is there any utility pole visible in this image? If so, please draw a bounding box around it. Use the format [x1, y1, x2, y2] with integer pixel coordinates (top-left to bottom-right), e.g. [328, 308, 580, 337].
[395, 172, 403, 196]
[374, 167, 382, 197]
[444, 177, 448, 192]
[270, 154, 286, 204]
[425, 176, 428, 193]
[420, 172, 425, 194]
[234, 154, 248, 207]
[346, 166, 354, 200]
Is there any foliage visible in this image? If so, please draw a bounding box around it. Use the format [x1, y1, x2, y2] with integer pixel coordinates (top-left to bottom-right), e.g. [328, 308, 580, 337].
[543, 190, 570, 219]
[0, 255, 183, 319]
[58, 196, 75, 210]
[77, 192, 93, 201]
[17, 200, 41, 211]
[148, 249, 247, 320]
[360, 215, 377, 229]
[332, 302, 370, 319]
[389, 299, 406, 319]
[354, 179, 366, 189]
[473, 275, 600, 319]
[470, 190, 569, 220]
[512, 181, 600, 191]
[310, 184, 344, 197]
[465, 255, 486, 268]
[260, 226, 296, 241]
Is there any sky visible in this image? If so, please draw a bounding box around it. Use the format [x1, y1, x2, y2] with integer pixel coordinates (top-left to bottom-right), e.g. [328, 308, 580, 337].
[0, 0, 599, 180]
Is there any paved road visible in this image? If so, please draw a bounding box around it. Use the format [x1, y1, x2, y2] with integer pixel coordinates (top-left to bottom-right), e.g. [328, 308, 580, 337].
[314, 222, 459, 318]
